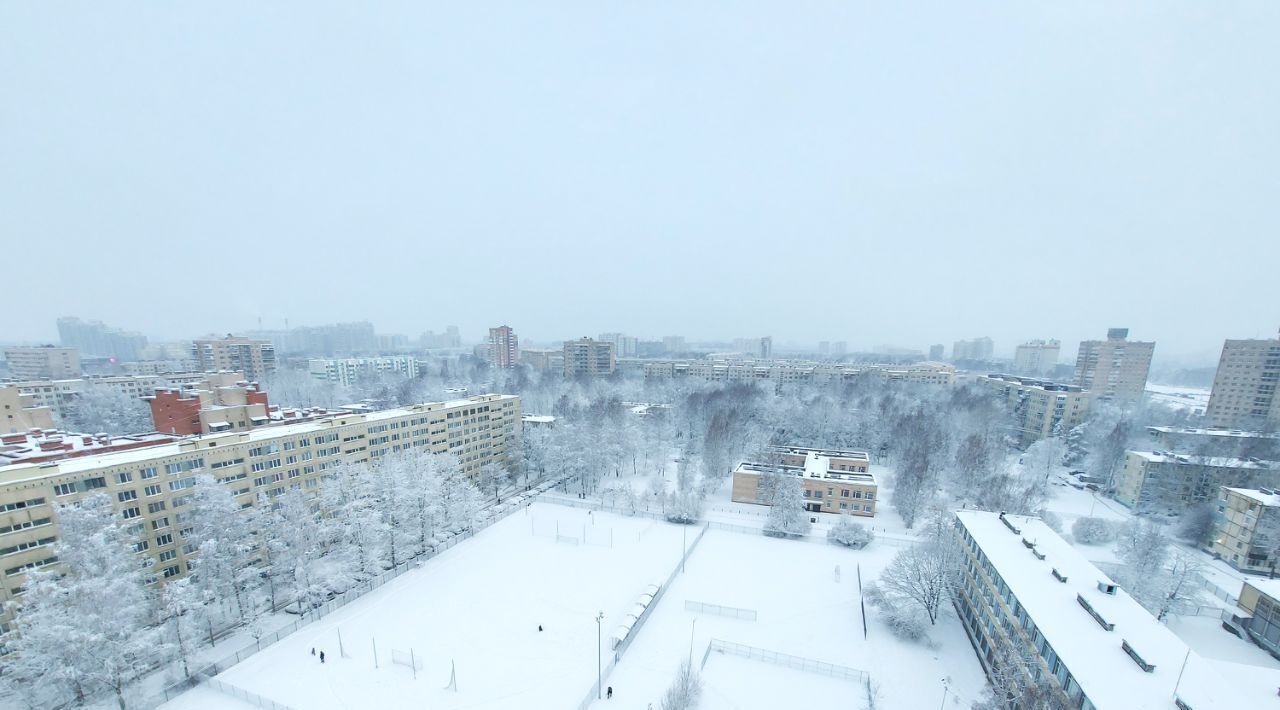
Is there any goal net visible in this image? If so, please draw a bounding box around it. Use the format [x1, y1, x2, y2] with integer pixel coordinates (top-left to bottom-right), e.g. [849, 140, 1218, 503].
[392, 648, 423, 671]
[556, 534, 581, 546]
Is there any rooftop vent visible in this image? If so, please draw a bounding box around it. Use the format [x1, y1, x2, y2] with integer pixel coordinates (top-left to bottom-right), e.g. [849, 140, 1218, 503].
[1098, 581, 1118, 595]
[1121, 640, 1156, 673]
[1077, 594, 1115, 631]
[1052, 568, 1068, 583]
[998, 512, 1021, 534]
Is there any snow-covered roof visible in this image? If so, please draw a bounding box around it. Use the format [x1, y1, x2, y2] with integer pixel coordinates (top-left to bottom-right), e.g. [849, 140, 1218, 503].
[955, 510, 1250, 710]
[1224, 487, 1280, 507]
[1243, 577, 1280, 602]
[1148, 425, 1280, 439]
[1130, 451, 1280, 469]
[522, 415, 556, 423]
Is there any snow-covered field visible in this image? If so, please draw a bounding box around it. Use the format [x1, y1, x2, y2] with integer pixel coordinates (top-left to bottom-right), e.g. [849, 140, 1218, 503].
[586, 529, 987, 710]
[1146, 383, 1211, 413]
[161, 503, 688, 710]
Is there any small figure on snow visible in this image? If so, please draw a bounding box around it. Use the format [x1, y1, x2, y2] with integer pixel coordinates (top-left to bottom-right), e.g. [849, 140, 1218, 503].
[320, 651, 325, 663]
[538, 625, 543, 632]
[606, 686, 613, 699]
[311, 647, 315, 656]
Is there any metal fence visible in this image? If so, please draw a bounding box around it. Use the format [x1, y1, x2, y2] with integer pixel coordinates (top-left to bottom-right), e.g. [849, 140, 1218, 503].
[684, 600, 758, 621]
[702, 638, 869, 684]
[201, 677, 297, 710]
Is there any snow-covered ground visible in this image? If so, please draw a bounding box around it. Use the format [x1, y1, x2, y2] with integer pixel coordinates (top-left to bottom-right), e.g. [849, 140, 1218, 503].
[1146, 383, 1211, 414]
[161, 503, 688, 710]
[586, 528, 987, 710]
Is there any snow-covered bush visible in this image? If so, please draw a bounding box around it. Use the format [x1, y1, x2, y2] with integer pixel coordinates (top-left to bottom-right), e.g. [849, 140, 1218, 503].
[1071, 516, 1117, 545]
[864, 582, 927, 641]
[764, 475, 811, 537]
[828, 512, 874, 548]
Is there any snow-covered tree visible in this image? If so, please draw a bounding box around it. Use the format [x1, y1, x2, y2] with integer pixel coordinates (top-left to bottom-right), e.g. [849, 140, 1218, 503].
[828, 511, 874, 548]
[1070, 516, 1117, 545]
[186, 474, 258, 623]
[59, 386, 153, 435]
[265, 489, 327, 613]
[972, 634, 1072, 710]
[659, 659, 703, 710]
[160, 577, 206, 679]
[318, 459, 384, 579]
[764, 474, 811, 537]
[1176, 503, 1217, 547]
[1150, 549, 1206, 621]
[873, 541, 956, 626]
[5, 494, 163, 710]
[439, 455, 483, 532]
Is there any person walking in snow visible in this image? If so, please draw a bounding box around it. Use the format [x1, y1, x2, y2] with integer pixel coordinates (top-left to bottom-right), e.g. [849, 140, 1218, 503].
[319, 651, 325, 663]
[538, 625, 543, 632]
[606, 686, 613, 699]
[311, 647, 315, 656]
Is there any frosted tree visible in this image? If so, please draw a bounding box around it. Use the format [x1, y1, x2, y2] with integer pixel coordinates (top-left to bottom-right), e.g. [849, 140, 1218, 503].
[366, 453, 417, 568]
[439, 455, 483, 532]
[476, 461, 508, 502]
[972, 634, 1072, 710]
[1070, 517, 1117, 545]
[186, 474, 257, 623]
[401, 452, 445, 557]
[1024, 434, 1068, 487]
[60, 386, 153, 435]
[764, 474, 811, 537]
[1113, 520, 1171, 611]
[1151, 549, 1206, 621]
[1176, 503, 1217, 547]
[319, 459, 383, 578]
[266, 488, 326, 613]
[874, 541, 957, 626]
[828, 510, 874, 548]
[5, 494, 163, 710]
[160, 577, 207, 679]
[659, 659, 703, 710]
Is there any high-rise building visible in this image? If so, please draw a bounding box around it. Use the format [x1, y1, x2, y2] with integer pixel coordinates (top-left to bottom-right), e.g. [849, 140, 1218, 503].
[191, 336, 276, 381]
[563, 338, 615, 377]
[928, 344, 945, 361]
[732, 337, 772, 359]
[952, 337, 994, 361]
[1014, 339, 1061, 376]
[1205, 337, 1280, 430]
[598, 333, 638, 359]
[1072, 328, 1154, 404]
[3, 346, 82, 380]
[488, 326, 519, 369]
[56, 317, 147, 362]
[977, 374, 1090, 448]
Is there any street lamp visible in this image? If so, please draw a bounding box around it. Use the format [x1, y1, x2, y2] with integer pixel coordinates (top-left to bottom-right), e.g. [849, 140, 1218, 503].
[596, 611, 605, 699]
[939, 677, 949, 710]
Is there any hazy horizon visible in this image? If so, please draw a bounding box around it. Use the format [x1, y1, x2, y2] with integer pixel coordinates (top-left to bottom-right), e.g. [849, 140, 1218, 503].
[3, 2, 1277, 366]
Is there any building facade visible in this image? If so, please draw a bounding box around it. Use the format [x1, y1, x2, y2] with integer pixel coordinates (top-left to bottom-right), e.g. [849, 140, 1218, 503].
[147, 374, 272, 436]
[731, 446, 877, 517]
[488, 326, 519, 369]
[563, 338, 615, 377]
[952, 337, 994, 361]
[643, 360, 955, 387]
[1014, 340, 1061, 376]
[1114, 451, 1280, 512]
[56, 317, 147, 363]
[6, 373, 212, 421]
[307, 357, 419, 387]
[1072, 328, 1154, 404]
[1238, 579, 1280, 659]
[976, 374, 1090, 448]
[0, 387, 54, 434]
[3, 346, 82, 380]
[1204, 337, 1280, 430]
[1211, 487, 1280, 574]
[192, 336, 276, 381]
[952, 510, 1239, 709]
[0, 393, 522, 628]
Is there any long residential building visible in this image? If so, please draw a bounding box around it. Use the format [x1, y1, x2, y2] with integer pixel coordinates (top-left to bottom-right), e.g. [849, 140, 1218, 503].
[3, 346, 82, 380]
[952, 510, 1244, 709]
[1072, 328, 1154, 404]
[307, 356, 419, 387]
[1013, 339, 1060, 376]
[56, 316, 147, 362]
[1114, 450, 1280, 512]
[1204, 337, 1280, 431]
[5, 373, 214, 421]
[643, 360, 955, 387]
[976, 374, 1090, 448]
[730, 446, 877, 517]
[563, 338, 615, 377]
[0, 393, 521, 629]
[1238, 578, 1280, 659]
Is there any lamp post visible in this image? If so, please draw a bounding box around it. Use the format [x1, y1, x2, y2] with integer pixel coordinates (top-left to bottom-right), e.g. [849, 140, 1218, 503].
[939, 678, 949, 710]
[688, 618, 697, 664]
[596, 611, 605, 699]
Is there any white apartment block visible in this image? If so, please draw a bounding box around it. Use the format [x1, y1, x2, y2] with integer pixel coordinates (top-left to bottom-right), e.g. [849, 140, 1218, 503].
[1211, 487, 1280, 574]
[3, 346, 81, 380]
[1114, 450, 1280, 513]
[0, 393, 521, 629]
[1014, 339, 1060, 376]
[563, 338, 615, 377]
[192, 336, 276, 381]
[952, 510, 1245, 710]
[1073, 328, 1154, 404]
[976, 374, 1090, 447]
[642, 360, 955, 387]
[5, 373, 212, 420]
[1204, 337, 1280, 430]
[308, 356, 420, 387]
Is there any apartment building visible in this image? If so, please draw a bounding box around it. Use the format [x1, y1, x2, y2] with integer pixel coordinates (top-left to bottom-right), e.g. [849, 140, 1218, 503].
[3, 346, 81, 380]
[488, 326, 519, 369]
[147, 374, 271, 435]
[56, 316, 147, 362]
[643, 360, 955, 387]
[1014, 340, 1061, 376]
[0, 387, 54, 434]
[1210, 487, 1280, 574]
[192, 336, 276, 381]
[6, 373, 212, 421]
[1114, 451, 1280, 512]
[732, 337, 772, 359]
[520, 349, 564, 372]
[1072, 328, 1154, 404]
[928, 344, 945, 361]
[0, 393, 522, 627]
[976, 374, 1090, 448]
[563, 338, 615, 377]
[1204, 337, 1280, 430]
[952, 510, 1242, 710]
[731, 446, 877, 517]
[121, 360, 199, 376]
[1145, 426, 1279, 458]
[308, 356, 419, 387]
[1238, 578, 1280, 659]
[952, 337, 994, 361]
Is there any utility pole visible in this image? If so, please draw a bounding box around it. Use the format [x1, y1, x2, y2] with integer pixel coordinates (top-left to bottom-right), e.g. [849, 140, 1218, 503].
[596, 611, 605, 699]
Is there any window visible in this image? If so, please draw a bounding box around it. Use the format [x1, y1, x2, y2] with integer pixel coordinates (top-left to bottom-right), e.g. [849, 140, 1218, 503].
[162, 565, 181, 578]
[151, 517, 170, 530]
[159, 550, 177, 563]
[147, 501, 166, 514]
[156, 534, 174, 547]
[117, 490, 138, 502]
[140, 467, 158, 479]
[144, 484, 162, 497]
[841, 489, 850, 497]
[54, 483, 76, 497]
[121, 507, 141, 520]
[116, 472, 133, 484]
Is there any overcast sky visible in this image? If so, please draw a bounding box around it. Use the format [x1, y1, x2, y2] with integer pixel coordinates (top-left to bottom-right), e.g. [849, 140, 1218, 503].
[2, 2, 1277, 364]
